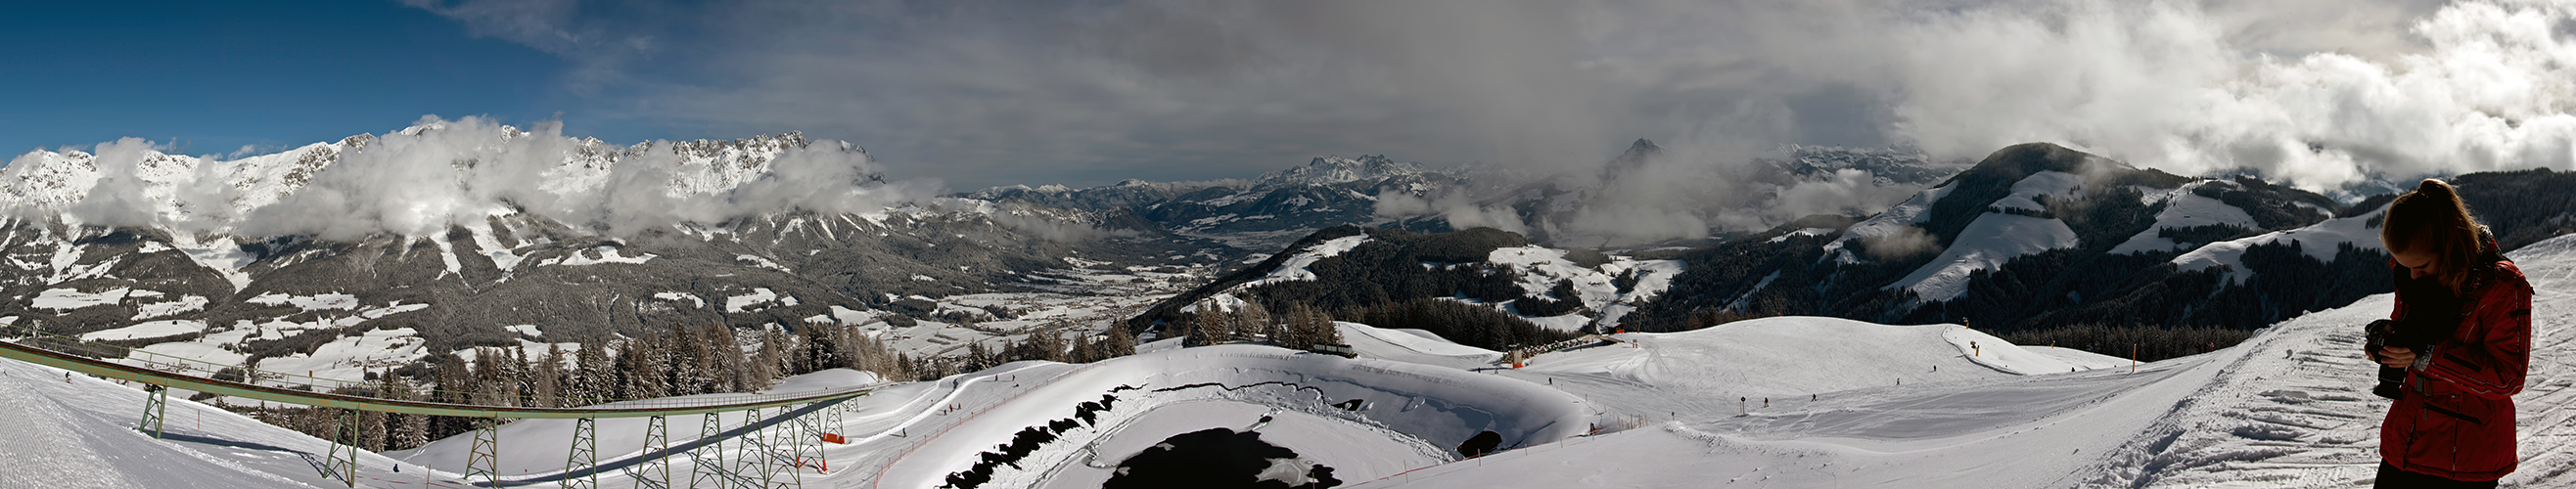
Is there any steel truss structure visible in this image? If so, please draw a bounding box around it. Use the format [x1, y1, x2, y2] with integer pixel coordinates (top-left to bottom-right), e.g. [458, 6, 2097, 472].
[2, 333, 870, 489]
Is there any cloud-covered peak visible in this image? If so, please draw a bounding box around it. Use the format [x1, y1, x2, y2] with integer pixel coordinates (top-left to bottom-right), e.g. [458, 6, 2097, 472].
[5, 116, 937, 241]
[1258, 155, 1427, 188]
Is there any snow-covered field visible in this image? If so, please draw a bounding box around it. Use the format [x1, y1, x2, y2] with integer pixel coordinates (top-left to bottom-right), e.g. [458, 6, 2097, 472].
[8, 235, 2574, 488]
[1368, 234, 2576, 489]
[0, 357, 423, 488]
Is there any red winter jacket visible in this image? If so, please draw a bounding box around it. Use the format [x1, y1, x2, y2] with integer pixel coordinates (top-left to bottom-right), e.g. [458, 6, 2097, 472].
[2379, 255, 2533, 481]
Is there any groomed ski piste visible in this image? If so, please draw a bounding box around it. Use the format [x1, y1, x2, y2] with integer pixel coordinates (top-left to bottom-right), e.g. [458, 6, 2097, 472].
[5, 235, 2573, 488]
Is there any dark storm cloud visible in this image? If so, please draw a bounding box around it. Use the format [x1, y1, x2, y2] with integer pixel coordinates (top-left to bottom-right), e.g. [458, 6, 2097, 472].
[407, 0, 1638, 190]
[413, 0, 2576, 203]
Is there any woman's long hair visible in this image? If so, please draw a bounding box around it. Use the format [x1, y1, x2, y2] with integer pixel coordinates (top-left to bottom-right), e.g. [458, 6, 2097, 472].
[2379, 178, 2489, 294]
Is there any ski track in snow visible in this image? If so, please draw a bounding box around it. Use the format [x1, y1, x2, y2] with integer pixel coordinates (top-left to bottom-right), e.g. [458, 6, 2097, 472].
[1361, 233, 2576, 488]
[0, 359, 402, 488]
[0, 371, 142, 489]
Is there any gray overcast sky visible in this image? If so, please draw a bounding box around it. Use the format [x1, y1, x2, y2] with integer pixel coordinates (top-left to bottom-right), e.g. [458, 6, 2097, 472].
[19, 0, 2576, 193]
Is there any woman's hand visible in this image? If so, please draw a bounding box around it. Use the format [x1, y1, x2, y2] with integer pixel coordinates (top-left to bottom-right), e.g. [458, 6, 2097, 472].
[2377, 346, 2417, 369]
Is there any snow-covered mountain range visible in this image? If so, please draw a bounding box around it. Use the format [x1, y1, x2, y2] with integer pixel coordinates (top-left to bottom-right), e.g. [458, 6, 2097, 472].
[0, 118, 1242, 386]
[10, 117, 2572, 451]
[0, 117, 1956, 396]
[6, 118, 2575, 489]
[972, 140, 1961, 250]
[1152, 142, 2576, 341]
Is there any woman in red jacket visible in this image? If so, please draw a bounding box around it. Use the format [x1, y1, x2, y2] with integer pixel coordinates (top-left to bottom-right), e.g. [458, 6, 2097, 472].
[2369, 179, 2533, 487]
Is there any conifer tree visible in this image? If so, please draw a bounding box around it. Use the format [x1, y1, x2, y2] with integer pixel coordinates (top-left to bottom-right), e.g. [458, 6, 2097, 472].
[671, 327, 709, 395]
[1239, 301, 1273, 342]
[710, 323, 748, 393]
[795, 324, 827, 375]
[1069, 333, 1099, 363]
[1105, 326, 1137, 357]
[1189, 311, 1220, 344]
[467, 347, 503, 407]
[571, 342, 610, 406]
[1280, 304, 1313, 350]
[512, 347, 537, 407]
[1187, 300, 1226, 346]
[1211, 302, 1240, 342]
[771, 326, 795, 377]
[837, 325, 899, 378]
[430, 353, 472, 439]
[642, 334, 673, 398]
[387, 374, 428, 450]
[754, 326, 786, 388]
[611, 336, 639, 400]
[621, 333, 670, 399]
[1305, 304, 1344, 346]
[964, 340, 991, 373]
[1035, 330, 1065, 362]
[358, 370, 389, 451]
[535, 344, 566, 408]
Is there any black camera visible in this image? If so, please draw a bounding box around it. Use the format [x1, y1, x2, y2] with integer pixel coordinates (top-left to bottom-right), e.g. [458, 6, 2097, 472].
[2363, 319, 2408, 399]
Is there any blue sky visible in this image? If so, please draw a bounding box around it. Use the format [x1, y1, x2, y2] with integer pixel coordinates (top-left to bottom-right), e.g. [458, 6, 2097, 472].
[4, 1, 2565, 192]
[0, 2, 601, 158]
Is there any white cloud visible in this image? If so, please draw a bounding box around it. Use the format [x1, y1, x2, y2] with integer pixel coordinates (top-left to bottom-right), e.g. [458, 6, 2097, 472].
[1872, 0, 2576, 192]
[64, 138, 169, 228]
[404, 0, 2576, 200]
[1376, 189, 1531, 236]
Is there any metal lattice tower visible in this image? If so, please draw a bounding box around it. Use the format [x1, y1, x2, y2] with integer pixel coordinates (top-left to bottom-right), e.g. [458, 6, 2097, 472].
[137, 383, 167, 438]
[771, 405, 805, 489]
[634, 415, 670, 489]
[326, 408, 360, 488]
[467, 418, 501, 487]
[563, 418, 599, 489]
[815, 400, 841, 473]
[690, 412, 731, 488]
[736, 407, 775, 485]
[0, 331, 871, 489]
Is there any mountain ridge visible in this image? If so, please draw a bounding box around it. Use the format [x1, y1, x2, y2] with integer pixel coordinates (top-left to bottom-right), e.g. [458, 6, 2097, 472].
[1140, 143, 2576, 351]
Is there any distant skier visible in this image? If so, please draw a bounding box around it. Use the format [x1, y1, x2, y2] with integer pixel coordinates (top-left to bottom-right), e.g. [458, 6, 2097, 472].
[2365, 179, 2531, 488]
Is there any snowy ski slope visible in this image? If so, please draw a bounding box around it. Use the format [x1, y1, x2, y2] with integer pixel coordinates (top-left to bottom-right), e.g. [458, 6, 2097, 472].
[6, 235, 2572, 488]
[1365, 233, 2576, 488]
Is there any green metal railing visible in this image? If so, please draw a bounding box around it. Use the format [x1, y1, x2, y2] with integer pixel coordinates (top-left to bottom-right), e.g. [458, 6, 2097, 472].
[0, 326, 873, 419]
[0, 324, 870, 488]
